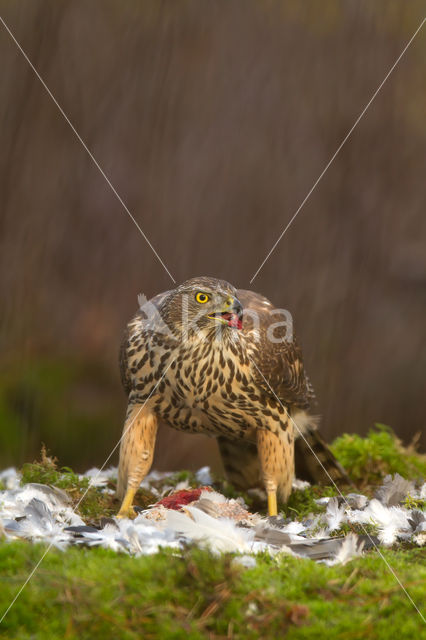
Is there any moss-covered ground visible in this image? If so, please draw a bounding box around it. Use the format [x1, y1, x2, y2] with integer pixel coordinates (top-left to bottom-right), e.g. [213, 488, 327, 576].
[0, 426, 425, 639]
[0, 543, 424, 640]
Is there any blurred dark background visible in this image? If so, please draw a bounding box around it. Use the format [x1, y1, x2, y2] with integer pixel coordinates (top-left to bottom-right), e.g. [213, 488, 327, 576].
[0, 1, 425, 473]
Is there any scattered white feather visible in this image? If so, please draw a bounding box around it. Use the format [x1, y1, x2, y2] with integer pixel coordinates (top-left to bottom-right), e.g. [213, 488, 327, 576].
[324, 534, 364, 566]
[349, 499, 410, 546]
[72, 523, 130, 553]
[164, 506, 257, 553]
[412, 515, 426, 547]
[325, 498, 346, 533]
[281, 520, 306, 535]
[0, 483, 76, 522]
[124, 521, 180, 556]
[375, 474, 415, 507]
[292, 478, 311, 490]
[345, 493, 368, 510]
[139, 469, 166, 488]
[79, 467, 117, 489]
[4, 498, 72, 550]
[198, 490, 226, 503]
[173, 480, 191, 492]
[0, 467, 424, 560]
[0, 467, 21, 490]
[138, 469, 184, 497]
[315, 496, 331, 506]
[196, 466, 213, 485]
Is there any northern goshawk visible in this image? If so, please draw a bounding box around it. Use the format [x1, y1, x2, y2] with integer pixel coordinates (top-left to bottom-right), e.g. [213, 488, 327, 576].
[117, 277, 347, 517]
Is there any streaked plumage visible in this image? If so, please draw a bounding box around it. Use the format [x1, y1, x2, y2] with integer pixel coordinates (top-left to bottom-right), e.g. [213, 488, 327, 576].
[117, 277, 348, 517]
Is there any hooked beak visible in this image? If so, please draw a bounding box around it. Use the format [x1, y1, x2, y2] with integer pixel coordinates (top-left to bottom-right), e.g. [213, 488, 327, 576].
[208, 297, 243, 330]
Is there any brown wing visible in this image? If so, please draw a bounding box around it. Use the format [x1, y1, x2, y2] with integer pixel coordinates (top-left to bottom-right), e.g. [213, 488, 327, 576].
[119, 321, 133, 396]
[237, 289, 314, 410]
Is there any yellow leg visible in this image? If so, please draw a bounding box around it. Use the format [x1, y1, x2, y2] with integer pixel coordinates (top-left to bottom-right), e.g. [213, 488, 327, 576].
[267, 492, 278, 517]
[117, 486, 138, 519]
[257, 425, 294, 516]
[116, 404, 158, 518]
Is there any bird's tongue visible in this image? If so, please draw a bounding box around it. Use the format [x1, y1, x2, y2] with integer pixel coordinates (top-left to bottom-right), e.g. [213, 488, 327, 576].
[222, 312, 243, 330]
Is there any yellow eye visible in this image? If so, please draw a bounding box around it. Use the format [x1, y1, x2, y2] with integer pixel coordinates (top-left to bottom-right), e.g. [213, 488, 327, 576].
[195, 292, 209, 304]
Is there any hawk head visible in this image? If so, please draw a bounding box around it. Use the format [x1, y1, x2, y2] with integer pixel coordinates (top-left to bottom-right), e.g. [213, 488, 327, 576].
[159, 277, 243, 338]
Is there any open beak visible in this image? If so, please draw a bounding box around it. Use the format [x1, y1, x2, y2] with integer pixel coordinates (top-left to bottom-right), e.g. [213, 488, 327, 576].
[208, 297, 243, 330]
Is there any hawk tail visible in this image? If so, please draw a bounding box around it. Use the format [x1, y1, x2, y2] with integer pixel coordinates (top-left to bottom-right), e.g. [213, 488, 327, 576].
[292, 412, 350, 485]
[217, 415, 350, 500]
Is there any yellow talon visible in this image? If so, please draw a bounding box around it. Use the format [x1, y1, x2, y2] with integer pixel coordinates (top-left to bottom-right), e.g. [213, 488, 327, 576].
[117, 487, 137, 519]
[267, 492, 278, 517]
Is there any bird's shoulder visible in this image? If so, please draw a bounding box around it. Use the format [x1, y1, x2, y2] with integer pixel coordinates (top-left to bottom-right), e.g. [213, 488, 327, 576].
[119, 290, 175, 394]
[237, 288, 314, 409]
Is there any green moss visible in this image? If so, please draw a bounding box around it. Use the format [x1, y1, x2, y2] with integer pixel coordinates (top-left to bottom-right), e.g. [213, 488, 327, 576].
[3, 426, 425, 637]
[403, 495, 425, 511]
[19, 449, 156, 522]
[331, 424, 426, 486]
[21, 460, 84, 490]
[330, 522, 379, 538]
[0, 542, 424, 639]
[282, 485, 337, 519]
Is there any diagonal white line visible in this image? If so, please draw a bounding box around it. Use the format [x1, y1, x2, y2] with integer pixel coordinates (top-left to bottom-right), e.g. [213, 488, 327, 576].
[72, 359, 176, 512]
[1, 8, 424, 627]
[0, 545, 52, 626]
[0, 15, 176, 284]
[249, 355, 426, 624]
[0, 356, 175, 625]
[250, 17, 426, 284]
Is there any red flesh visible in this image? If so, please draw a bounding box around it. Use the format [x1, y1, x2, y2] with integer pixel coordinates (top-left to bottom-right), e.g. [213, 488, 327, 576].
[219, 312, 243, 330]
[156, 487, 212, 511]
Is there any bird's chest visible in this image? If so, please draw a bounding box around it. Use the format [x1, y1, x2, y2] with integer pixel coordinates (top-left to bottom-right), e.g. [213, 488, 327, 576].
[158, 343, 266, 437]
[129, 335, 276, 438]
